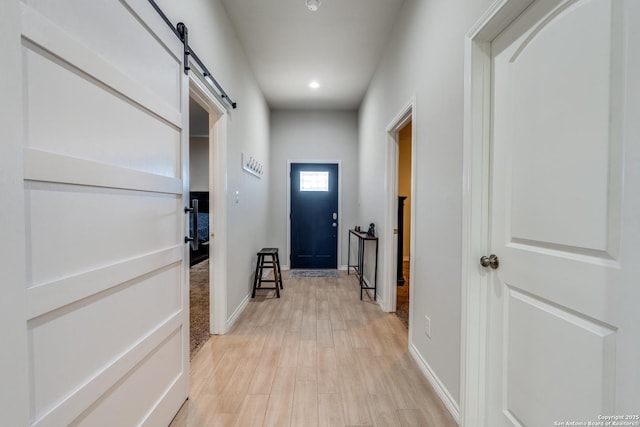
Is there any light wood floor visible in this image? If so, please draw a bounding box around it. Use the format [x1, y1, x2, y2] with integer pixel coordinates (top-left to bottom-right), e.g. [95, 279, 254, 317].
[169, 271, 456, 427]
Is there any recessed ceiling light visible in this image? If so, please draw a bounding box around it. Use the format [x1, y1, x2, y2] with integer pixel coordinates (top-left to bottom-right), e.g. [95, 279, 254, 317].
[305, 0, 321, 12]
[309, 81, 320, 89]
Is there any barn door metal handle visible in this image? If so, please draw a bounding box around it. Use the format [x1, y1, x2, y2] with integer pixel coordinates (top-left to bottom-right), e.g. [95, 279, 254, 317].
[480, 254, 499, 269]
[184, 199, 199, 251]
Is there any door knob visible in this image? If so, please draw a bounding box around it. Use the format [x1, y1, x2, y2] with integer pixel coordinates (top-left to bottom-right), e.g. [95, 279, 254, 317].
[480, 254, 499, 269]
[332, 222, 337, 227]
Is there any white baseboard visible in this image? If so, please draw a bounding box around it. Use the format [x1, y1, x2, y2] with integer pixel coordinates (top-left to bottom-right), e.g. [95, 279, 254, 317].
[226, 294, 249, 330]
[409, 343, 461, 425]
[339, 264, 348, 271]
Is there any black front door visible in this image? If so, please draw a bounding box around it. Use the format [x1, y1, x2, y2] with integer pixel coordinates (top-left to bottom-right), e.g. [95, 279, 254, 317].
[290, 163, 338, 269]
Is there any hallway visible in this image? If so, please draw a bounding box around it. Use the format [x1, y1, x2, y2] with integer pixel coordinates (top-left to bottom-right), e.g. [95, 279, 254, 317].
[170, 272, 456, 426]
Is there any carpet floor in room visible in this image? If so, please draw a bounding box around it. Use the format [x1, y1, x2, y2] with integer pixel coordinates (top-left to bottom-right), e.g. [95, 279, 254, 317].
[170, 270, 456, 427]
[190, 259, 210, 359]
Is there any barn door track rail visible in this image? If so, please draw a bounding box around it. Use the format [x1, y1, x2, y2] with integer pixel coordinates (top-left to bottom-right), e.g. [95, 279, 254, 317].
[148, 0, 237, 109]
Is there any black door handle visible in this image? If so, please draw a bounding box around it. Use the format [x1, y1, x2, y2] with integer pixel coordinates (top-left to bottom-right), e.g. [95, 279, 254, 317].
[184, 199, 199, 251]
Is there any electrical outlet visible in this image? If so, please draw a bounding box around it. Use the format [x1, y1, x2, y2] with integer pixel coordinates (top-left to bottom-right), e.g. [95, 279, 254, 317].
[424, 315, 431, 338]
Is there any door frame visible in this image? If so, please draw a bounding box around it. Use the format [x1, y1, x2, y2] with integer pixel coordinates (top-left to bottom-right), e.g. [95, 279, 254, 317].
[189, 70, 229, 335]
[460, 0, 536, 425]
[286, 160, 342, 270]
[382, 97, 416, 314]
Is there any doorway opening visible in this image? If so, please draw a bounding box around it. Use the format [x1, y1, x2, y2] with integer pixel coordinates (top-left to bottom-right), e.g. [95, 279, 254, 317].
[187, 71, 230, 353]
[395, 121, 413, 328]
[188, 97, 210, 358]
[383, 98, 415, 325]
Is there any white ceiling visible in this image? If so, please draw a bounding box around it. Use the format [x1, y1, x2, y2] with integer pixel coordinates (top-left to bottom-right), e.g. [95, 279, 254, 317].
[220, 0, 405, 110]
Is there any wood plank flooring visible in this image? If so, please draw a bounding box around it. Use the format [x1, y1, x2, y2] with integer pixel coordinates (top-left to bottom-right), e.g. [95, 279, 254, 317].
[169, 271, 456, 427]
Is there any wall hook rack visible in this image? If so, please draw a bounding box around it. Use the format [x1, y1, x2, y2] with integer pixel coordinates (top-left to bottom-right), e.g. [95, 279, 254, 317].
[242, 152, 264, 178]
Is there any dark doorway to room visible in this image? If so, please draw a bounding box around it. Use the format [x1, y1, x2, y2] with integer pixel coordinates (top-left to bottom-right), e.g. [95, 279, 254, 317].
[396, 121, 412, 327]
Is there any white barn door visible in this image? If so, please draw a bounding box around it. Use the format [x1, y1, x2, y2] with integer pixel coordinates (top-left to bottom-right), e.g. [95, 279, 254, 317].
[16, 0, 189, 425]
[485, 0, 640, 425]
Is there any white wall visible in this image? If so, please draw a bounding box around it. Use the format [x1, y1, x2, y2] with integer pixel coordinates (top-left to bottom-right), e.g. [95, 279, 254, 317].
[269, 110, 359, 269]
[156, 0, 270, 323]
[189, 137, 209, 191]
[358, 0, 494, 410]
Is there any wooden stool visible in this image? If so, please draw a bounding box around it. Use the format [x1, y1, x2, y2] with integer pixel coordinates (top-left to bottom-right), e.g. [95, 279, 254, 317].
[252, 248, 284, 298]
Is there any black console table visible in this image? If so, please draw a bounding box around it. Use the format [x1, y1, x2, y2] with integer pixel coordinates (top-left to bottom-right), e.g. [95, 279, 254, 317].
[347, 229, 379, 301]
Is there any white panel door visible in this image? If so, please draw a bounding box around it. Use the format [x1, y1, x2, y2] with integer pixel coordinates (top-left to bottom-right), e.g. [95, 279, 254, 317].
[17, 0, 189, 425]
[487, 0, 639, 425]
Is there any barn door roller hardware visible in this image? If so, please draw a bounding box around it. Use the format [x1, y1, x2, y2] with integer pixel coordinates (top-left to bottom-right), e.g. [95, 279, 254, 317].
[176, 22, 190, 74]
[147, 0, 237, 109]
